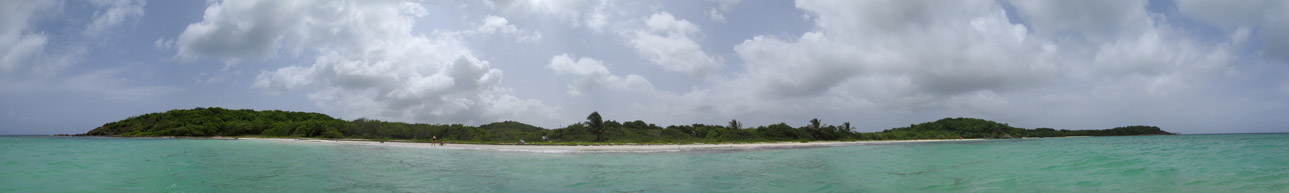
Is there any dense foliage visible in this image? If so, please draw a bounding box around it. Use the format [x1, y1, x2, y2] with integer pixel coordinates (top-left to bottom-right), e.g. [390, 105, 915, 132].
[875, 118, 1174, 140]
[83, 107, 1174, 143]
[86, 107, 345, 137]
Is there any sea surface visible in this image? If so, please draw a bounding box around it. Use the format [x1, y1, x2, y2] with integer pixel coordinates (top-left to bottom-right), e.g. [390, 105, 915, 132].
[1, 134, 1286, 192]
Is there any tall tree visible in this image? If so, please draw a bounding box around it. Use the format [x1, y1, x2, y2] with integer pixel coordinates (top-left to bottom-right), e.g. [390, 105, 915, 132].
[807, 118, 823, 140]
[809, 118, 821, 130]
[587, 111, 604, 142]
[728, 119, 742, 130]
[842, 122, 851, 131]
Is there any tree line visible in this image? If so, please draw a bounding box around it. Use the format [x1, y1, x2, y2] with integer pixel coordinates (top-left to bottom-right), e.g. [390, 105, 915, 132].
[82, 107, 1174, 143]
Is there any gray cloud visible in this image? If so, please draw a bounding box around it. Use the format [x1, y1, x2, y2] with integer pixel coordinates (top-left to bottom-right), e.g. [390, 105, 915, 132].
[1010, 0, 1150, 39]
[1176, 0, 1289, 63]
[1175, 0, 1278, 28]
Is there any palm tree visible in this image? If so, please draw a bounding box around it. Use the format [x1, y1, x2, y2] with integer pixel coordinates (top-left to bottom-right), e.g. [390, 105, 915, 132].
[844, 121, 863, 139]
[809, 118, 821, 130]
[587, 112, 604, 142]
[808, 118, 822, 140]
[728, 119, 742, 130]
[842, 121, 853, 139]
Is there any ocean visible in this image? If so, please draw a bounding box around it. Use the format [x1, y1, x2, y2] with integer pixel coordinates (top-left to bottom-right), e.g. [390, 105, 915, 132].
[1, 134, 1286, 192]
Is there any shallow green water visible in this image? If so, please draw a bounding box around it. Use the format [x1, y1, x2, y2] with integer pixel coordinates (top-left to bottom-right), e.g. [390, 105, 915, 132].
[2, 134, 1286, 192]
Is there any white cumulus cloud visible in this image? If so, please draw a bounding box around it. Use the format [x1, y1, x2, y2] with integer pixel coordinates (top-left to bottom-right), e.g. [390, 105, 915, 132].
[176, 0, 557, 125]
[463, 15, 542, 43]
[547, 53, 654, 95]
[176, 0, 418, 63]
[731, 0, 1055, 99]
[485, 0, 612, 31]
[629, 12, 724, 76]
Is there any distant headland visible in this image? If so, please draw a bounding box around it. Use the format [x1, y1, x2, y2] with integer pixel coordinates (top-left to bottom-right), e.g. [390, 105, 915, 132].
[81, 107, 1174, 144]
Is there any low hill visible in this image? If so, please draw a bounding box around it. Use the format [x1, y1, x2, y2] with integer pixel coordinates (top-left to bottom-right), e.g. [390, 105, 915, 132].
[878, 118, 1175, 139]
[880, 117, 1026, 139]
[86, 107, 342, 137]
[479, 121, 545, 132]
[1061, 125, 1174, 136]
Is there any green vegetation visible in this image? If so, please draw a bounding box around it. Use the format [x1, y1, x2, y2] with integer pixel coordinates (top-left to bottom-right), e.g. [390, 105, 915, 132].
[86, 107, 345, 137]
[876, 118, 1173, 139]
[82, 107, 1175, 144]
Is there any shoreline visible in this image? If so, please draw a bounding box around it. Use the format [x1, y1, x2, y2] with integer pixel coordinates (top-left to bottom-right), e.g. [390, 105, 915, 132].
[228, 137, 985, 153]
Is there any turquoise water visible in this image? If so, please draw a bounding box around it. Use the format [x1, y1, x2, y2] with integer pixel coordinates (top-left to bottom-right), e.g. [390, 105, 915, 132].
[2, 134, 1287, 192]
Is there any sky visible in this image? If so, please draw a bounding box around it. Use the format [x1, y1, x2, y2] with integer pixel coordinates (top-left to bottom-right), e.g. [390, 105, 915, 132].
[3, 0, 1289, 135]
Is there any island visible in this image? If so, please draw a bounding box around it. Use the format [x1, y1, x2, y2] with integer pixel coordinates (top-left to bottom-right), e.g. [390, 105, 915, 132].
[81, 107, 1174, 144]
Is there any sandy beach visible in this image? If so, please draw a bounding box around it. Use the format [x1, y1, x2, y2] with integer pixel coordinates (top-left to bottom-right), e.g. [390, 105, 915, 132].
[234, 137, 984, 153]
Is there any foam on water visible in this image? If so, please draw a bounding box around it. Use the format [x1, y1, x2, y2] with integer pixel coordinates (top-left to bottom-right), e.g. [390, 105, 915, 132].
[1, 134, 1287, 192]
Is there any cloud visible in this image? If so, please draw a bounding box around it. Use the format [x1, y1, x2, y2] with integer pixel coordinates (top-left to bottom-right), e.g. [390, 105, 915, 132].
[728, 0, 1238, 103]
[258, 51, 555, 124]
[1176, 0, 1289, 63]
[85, 0, 146, 36]
[61, 68, 184, 100]
[171, 0, 558, 125]
[547, 53, 654, 95]
[1009, 0, 1150, 39]
[463, 15, 542, 43]
[547, 54, 610, 77]
[3, 0, 142, 76]
[730, 0, 1054, 99]
[707, 8, 726, 23]
[1175, 0, 1278, 28]
[176, 0, 417, 62]
[486, 0, 611, 31]
[707, 0, 740, 23]
[713, 0, 741, 12]
[153, 38, 174, 50]
[629, 12, 724, 76]
[582, 0, 1256, 132]
[0, 0, 59, 74]
[0, 67, 183, 101]
[176, 0, 295, 62]
[706, 0, 747, 23]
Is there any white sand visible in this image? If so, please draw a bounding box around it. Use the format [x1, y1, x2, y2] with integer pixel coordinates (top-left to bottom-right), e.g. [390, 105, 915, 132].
[231, 137, 983, 153]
